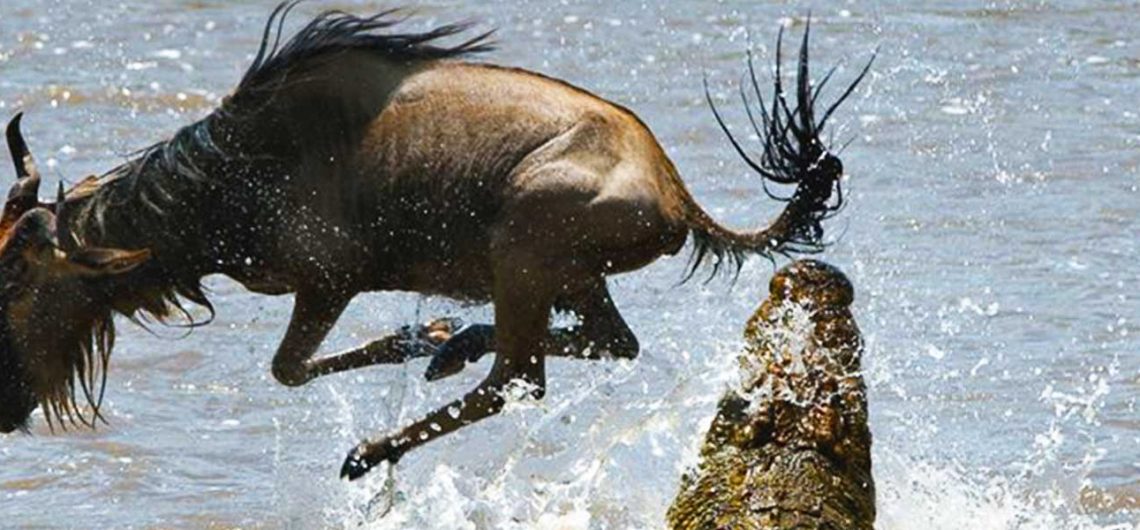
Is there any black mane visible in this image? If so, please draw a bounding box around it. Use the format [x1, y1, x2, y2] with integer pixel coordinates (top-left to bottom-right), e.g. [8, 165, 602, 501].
[234, 1, 494, 103]
[96, 3, 495, 191]
[90, 2, 496, 209]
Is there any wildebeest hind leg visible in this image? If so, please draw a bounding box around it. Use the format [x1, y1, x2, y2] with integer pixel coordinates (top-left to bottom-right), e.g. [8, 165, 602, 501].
[341, 249, 557, 480]
[423, 279, 638, 381]
[553, 278, 639, 360]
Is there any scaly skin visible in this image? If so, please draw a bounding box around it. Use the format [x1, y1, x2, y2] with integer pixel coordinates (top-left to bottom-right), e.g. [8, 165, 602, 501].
[668, 260, 874, 530]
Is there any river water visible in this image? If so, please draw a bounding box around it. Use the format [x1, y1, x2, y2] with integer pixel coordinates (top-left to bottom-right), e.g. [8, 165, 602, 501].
[0, 1, 1136, 528]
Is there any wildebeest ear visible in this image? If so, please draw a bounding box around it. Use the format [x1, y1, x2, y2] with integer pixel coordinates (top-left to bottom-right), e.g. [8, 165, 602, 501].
[0, 208, 55, 256]
[64, 247, 152, 276]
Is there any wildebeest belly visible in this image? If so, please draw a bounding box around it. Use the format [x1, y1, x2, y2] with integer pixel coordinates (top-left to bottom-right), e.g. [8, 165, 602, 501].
[396, 252, 495, 301]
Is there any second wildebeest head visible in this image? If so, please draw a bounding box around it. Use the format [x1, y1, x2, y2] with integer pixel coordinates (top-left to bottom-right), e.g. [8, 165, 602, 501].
[0, 114, 151, 433]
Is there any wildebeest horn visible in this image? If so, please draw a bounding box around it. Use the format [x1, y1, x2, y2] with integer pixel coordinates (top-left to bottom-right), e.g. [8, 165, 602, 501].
[55, 182, 77, 251]
[4, 113, 42, 215]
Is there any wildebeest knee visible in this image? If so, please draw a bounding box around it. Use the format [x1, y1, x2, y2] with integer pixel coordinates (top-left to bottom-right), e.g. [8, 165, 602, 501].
[272, 358, 311, 387]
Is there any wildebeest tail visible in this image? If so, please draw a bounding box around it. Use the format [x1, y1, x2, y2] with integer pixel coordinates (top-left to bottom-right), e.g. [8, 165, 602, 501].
[680, 19, 874, 281]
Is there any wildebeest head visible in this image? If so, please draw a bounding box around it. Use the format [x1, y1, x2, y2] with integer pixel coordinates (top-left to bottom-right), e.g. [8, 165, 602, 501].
[0, 113, 151, 433]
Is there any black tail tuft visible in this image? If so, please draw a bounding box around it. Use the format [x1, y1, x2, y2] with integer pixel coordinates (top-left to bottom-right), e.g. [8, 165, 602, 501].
[687, 18, 875, 282]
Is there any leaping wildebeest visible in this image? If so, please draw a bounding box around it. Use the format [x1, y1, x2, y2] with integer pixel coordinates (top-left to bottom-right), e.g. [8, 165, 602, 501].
[0, 3, 872, 480]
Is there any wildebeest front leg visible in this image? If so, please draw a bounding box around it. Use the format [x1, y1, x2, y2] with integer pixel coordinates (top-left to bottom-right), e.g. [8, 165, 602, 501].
[304, 318, 462, 379]
[424, 280, 638, 380]
[271, 291, 460, 385]
[271, 292, 352, 387]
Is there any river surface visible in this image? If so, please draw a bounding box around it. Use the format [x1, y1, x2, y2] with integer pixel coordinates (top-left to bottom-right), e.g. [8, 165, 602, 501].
[0, 1, 1137, 528]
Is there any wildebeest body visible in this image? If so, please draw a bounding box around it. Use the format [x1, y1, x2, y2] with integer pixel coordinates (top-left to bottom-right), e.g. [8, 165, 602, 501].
[0, 5, 872, 480]
[127, 56, 688, 302]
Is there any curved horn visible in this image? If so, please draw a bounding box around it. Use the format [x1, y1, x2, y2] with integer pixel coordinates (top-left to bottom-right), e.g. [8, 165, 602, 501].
[4, 113, 42, 213]
[55, 182, 77, 251]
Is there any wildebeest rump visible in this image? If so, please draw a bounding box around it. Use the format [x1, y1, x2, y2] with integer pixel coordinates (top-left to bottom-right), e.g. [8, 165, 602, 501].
[0, 3, 872, 481]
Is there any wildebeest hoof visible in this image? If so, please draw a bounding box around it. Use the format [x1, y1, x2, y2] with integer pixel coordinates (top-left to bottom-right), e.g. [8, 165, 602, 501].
[424, 323, 494, 381]
[340, 439, 401, 481]
[393, 317, 463, 360]
[339, 447, 373, 481]
[424, 351, 466, 382]
[272, 361, 313, 387]
[424, 339, 482, 381]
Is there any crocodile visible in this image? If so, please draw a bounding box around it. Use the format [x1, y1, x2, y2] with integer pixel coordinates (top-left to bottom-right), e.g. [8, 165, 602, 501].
[667, 260, 874, 529]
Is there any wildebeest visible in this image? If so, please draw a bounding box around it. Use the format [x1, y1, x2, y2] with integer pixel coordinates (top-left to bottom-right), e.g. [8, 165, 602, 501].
[0, 2, 872, 481]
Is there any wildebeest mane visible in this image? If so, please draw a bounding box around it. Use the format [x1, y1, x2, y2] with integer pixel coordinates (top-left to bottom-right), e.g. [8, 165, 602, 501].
[84, 119, 218, 318]
[232, 1, 494, 108]
[105, 1, 497, 192]
[92, 0, 497, 229]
